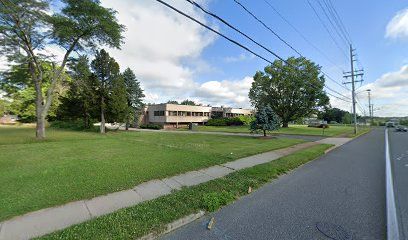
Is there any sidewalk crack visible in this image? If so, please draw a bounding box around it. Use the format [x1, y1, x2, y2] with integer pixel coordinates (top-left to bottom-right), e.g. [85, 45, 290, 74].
[83, 201, 93, 219]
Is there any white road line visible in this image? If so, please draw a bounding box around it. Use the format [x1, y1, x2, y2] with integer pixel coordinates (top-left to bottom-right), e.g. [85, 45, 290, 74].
[385, 128, 400, 240]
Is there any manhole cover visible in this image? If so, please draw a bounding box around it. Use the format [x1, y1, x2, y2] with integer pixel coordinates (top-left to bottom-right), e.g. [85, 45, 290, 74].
[316, 222, 352, 240]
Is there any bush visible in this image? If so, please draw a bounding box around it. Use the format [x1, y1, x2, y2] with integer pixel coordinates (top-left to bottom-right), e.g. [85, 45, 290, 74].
[139, 123, 163, 130]
[50, 120, 98, 131]
[206, 118, 227, 126]
[237, 115, 254, 125]
[207, 117, 252, 126]
[202, 191, 235, 212]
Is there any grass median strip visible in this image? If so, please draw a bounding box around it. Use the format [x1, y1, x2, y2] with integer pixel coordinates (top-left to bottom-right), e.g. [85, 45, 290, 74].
[0, 126, 303, 221]
[38, 144, 332, 240]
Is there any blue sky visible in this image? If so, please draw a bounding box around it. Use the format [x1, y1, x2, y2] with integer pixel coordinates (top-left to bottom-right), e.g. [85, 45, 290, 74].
[196, 0, 406, 83]
[98, 1, 408, 116]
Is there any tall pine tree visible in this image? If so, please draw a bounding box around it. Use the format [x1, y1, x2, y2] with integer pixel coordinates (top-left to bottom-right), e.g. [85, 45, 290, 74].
[91, 49, 121, 133]
[58, 56, 99, 129]
[122, 68, 145, 130]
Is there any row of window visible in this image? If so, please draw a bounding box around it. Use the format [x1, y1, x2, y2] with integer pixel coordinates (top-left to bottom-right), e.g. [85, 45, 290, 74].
[153, 111, 251, 117]
[153, 111, 211, 117]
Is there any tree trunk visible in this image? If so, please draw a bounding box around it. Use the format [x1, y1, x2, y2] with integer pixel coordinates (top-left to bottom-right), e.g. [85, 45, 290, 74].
[84, 113, 90, 129]
[263, 129, 266, 137]
[125, 119, 129, 130]
[36, 114, 46, 139]
[100, 96, 106, 134]
[282, 121, 289, 128]
[35, 80, 46, 139]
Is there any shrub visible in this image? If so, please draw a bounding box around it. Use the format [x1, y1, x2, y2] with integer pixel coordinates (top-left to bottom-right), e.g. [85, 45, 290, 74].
[202, 191, 235, 212]
[237, 115, 254, 125]
[206, 118, 227, 126]
[207, 117, 252, 126]
[50, 120, 98, 131]
[139, 123, 163, 130]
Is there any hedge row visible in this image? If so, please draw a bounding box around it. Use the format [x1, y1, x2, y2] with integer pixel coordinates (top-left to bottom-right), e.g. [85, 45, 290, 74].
[207, 116, 253, 126]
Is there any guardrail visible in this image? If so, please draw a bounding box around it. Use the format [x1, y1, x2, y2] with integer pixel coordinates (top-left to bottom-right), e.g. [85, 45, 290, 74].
[385, 128, 400, 239]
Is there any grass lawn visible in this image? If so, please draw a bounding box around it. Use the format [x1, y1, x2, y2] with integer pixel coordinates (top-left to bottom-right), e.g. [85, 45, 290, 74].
[186, 124, 359, 137]
[0, 126, 303, 222]
[39, 144, 331, 240]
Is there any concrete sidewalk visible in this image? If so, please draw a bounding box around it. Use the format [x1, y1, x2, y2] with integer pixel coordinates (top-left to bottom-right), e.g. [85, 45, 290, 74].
[0, 138, 351, 240]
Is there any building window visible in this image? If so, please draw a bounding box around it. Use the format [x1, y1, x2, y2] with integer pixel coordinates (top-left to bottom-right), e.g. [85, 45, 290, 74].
[178, 111, 187, 116]
[187, 112, 192, 116]
[154, 111, 165, 116]
[168, 111, 177, 116]
[204, 112, 209, 117]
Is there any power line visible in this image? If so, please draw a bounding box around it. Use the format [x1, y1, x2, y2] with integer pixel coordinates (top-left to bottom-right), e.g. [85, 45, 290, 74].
[307, 0, 348, 60]
[153, 0, 274, 65]
[327, 91, 352, 103]
[232, 0, 303, 57]
[230, 0, 349, 92]
[185, 0, 284, 61]
[155, 0, 351, 102]
[317, 0, 350, 45]
[322, 0, 351, 44]
[261, 0, 343, 72]
[186, 0, 350, 99]
[325, 0, 352, 43]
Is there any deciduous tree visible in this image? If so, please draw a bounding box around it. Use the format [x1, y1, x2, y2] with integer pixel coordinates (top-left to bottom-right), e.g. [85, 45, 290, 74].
[0, 0, 124, 138]
[249, 57, 329, 128]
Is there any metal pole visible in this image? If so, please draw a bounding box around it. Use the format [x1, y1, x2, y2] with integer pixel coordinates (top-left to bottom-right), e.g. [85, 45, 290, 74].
[367, 89, 372, 124]
[350, 44, 357, 134]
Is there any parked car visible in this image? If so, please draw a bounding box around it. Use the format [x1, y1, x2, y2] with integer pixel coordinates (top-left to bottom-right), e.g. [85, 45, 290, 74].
[395, 125, 408, 132]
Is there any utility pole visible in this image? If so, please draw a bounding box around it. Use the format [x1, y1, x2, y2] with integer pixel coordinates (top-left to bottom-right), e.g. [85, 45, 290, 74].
[343, 44, 364, 134]
[367, 89, 372, 124]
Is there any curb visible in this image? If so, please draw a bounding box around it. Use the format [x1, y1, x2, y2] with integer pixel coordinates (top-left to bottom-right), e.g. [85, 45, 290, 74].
[138, 211, 205, 240]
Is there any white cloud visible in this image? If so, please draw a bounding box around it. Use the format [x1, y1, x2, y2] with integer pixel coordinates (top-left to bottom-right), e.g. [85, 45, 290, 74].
[224, 53, 255, 63]
[195, 76, 253, 107]
[376, 65, 408, 88]
[386, 8, 408, 39]
[350, 65, 408, 117]
[100, 0, 219, 103]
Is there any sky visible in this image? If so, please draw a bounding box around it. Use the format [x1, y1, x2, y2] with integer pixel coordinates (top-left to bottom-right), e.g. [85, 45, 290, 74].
[97, 0, 408, 117]
[2, 0, 407, 117]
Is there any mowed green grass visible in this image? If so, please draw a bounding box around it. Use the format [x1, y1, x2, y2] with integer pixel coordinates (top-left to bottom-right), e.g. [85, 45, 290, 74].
[0, 126, 303, 221]
[190, 124, 355, 137]
[39, 144, 331, 240]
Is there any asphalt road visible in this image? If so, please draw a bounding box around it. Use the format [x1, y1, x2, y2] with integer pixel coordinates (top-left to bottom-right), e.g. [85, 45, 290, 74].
[161, 128, 386, 240]
[389, 129, 408, 239]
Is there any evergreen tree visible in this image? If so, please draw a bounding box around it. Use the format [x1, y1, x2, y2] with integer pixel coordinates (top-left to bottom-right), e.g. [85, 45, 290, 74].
[91, 49, 121, 133]
[58, 56, 99, 128]
[0, 0, 124, 138]
[250, 105, 280, 137]
[108, 75, 128, 124]
[123, 68, 145, 130]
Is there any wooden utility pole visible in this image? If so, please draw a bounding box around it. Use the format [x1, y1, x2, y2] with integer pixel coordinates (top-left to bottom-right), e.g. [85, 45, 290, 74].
[343, 44, 364, 134]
